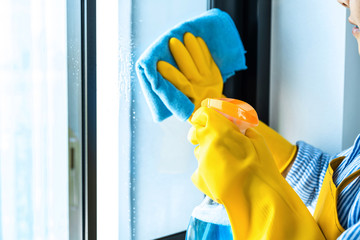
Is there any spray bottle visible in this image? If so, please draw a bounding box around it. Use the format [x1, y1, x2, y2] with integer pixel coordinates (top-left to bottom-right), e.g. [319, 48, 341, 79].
[186, 98, 259, 240]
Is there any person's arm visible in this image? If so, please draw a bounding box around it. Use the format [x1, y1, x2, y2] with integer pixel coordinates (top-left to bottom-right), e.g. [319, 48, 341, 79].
[281, 155, 295, 177]
[255, 124, 334, 210]
[189, 107, 325, 240]
[338, 221, 360, 239]
[254, 121, 298, 176]
[285, 141, 332, 209]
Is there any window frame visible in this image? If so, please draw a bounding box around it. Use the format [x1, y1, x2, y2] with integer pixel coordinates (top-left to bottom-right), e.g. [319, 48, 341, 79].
[81, 0, 97, 239]
[210, 0, 272, 124]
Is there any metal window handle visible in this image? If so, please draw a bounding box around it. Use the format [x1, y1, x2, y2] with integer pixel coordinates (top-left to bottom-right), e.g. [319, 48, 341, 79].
[69, 136, 80, 209]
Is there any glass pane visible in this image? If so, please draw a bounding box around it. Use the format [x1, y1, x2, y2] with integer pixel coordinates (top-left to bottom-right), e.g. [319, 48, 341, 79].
[97, 0, 207, 239]
[67, 0, 82, 239]
[0, 0, 69, 239]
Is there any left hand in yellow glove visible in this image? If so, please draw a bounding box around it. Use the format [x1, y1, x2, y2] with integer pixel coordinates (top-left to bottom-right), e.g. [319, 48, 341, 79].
[189, 107, 325, 240]
[157, 32, 223, 112]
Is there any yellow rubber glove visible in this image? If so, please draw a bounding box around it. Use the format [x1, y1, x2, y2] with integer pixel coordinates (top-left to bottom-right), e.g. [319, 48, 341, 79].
[157, 32, 223, 112]
[255, 121, 297, 174]
[157, 33, 296, 173]
[189, 107, 325, 240]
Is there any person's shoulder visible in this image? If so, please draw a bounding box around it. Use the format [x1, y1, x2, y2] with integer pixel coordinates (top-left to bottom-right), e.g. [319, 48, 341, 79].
[334, 134, 360, 159]
[347, 134, 360, 157]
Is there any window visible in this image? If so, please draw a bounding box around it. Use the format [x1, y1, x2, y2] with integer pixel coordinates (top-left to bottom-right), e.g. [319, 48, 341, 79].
[0, 0, 69, 239]
[0, 0, 272, 239]
[97, 0, 207, 239]
[67, 0, 82, 239]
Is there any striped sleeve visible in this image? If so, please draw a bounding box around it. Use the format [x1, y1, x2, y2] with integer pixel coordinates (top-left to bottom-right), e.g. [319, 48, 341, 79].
[338, 221, 360, 239]
[285, 141, 332, 209]
[334, 135, 360, 231]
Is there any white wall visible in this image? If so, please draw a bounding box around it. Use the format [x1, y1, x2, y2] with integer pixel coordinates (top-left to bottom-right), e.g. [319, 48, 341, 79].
[270, 0, 360, 155]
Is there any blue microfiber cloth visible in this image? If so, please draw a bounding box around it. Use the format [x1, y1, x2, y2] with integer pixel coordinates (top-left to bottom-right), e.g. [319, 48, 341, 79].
[135, 8, 247, 122]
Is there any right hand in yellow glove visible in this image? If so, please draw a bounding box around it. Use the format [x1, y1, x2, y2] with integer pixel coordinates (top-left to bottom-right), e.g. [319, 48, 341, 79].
[157, 32, 223, 112]
[189, 107, 325, 240]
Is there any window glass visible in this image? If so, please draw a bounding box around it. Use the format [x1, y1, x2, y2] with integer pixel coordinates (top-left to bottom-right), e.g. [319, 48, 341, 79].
[97, 0, 207, 239]
[67, 0, 82, 239]
[0, 0, 68, 239]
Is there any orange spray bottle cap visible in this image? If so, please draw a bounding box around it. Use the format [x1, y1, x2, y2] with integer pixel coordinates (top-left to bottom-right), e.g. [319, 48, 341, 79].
[201, 98, 259, 134]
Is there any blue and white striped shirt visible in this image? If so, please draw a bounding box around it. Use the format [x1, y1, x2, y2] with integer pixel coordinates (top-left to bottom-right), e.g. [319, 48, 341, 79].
[286, 134, 360, 239]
